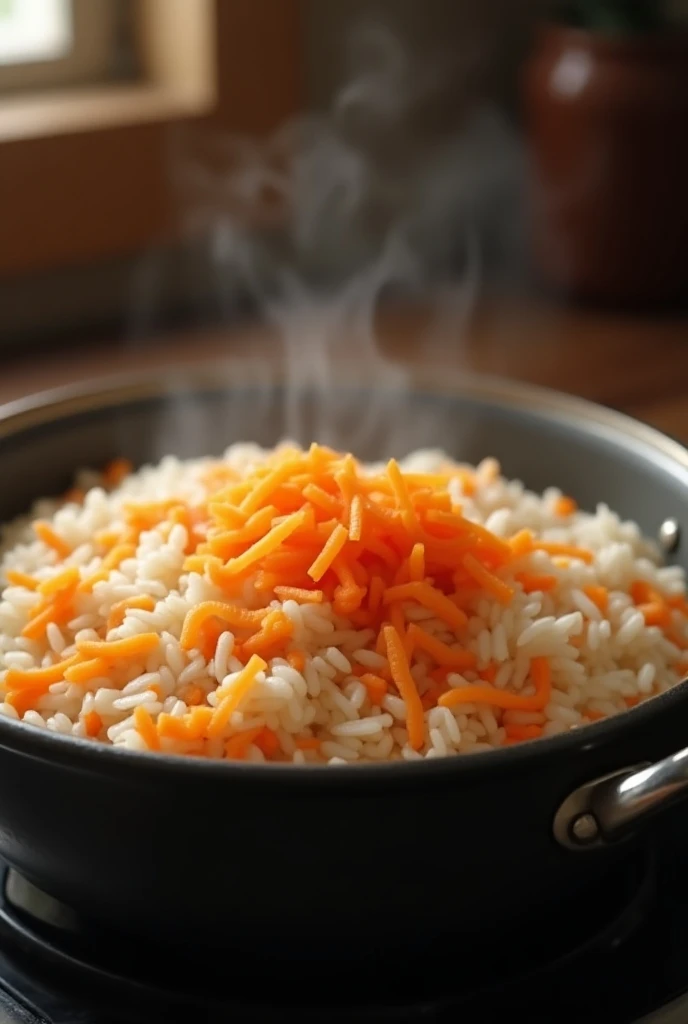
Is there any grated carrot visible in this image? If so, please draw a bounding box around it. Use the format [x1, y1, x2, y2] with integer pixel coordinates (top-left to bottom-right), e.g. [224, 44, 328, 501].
[225, 727, 263, 760]
[516, 572, 557, 594]
[383, 624, 424, 750]
[360, 672, 388, 705]
[439, 656, 551, 712]
[37, 567, 80, 597]
[21, 599, 71, 638]
[504, 723, 543, 741]
[387, 459, 418, 531]
[462, 555, 514, 605]
[157, 714, 192, 741]
[509, 529, 534, 557]
[177, 684, 204, 707]
[79, 544, 136, 592]
[348, 494, 363, 542]
[179, 601, 266, 651]
[134, 706, 160, 750]
[406, 623, 476, 670]
[241, 610, 293, 658]
[630, 580, 654, 605]
[106, 595, 156, 632]
[34, 521, 71, 559]
[535, 541, 593, 564]
[84, 711, 103, 737]
[639, 601, 672, 628]
[408, 543, 425, 582]
[583, 585, 608, 613]
[273, 586, 323, 604]
[480, 662, 498, 685]
[4, 654, 79, 691]
[65, 658, 110, 684]
[382, 582, 467, 631]
[308, 523, 349, 582]
[4, 570, 39, 590]
[239, 458, 305, 516]
[255, 726, 281, 757]
[287, 650, 306, 672]
[186, 706, 214, 740]
[368, 575, 384, 613]
[6, 686, 46, 716]
[224, 509, 309, 577]
[208, 654, 267, 737]
[554, 496, 577, 517]
[76, 633, 160, 660]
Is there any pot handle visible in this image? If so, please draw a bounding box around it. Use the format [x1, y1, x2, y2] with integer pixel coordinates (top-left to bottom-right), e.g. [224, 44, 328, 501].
[553, 747, 688, 851]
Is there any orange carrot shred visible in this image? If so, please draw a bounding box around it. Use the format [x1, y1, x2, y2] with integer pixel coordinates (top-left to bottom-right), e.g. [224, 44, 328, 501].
[84, 711, 103, 737]
[535, 541, 593, 564]
[406, 623, 476, 670]
[287, 650, 306, 672]
[208, 655, 267, 737]
[4, 570, 39, 590]
[408, 543, 425, 583]
[34, 521, 71, 559]
[504, 723, 543, 741]
[64, 658, 110, 684]
[508, 529, 534, 557]
[273, 586, 323, 604]
[462, 555, 514, 605]
[76, 633, 160, 660]
[106, 595, 156, 631]
[37, 567, 80, 597]
[179, 602, 265, 651]
[383, 624, 425, 751]
[308, 523, 349, 582]
[224, 509, 309, 577]
[255, 727, 281, 757]
[554, 496, 578, 517]
[134, 706, 160, 750]
[360, 672, 388, 705]
[583, 585, 609, 612]
[348, 494, 363, 542]
[382, 582, 468, 631]
[225, 727, 263, 760]
[440, 656, 551, 712]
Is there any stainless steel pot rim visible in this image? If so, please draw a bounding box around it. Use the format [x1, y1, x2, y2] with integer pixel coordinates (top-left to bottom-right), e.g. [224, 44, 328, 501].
[0, 363, 686, 787]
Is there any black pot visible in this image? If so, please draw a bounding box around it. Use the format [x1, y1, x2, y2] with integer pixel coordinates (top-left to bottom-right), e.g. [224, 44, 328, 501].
[1, 366, 687, 962]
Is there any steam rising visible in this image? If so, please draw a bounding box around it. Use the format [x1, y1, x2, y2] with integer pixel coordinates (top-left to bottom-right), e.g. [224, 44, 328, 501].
[139, 24, 524, 459]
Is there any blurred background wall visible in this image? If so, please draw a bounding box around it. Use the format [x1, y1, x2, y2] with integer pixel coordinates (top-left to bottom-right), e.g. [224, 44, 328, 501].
[0, 0, 553, 348]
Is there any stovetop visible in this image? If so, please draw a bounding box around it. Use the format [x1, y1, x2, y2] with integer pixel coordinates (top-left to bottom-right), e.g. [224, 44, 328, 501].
[1, 835, 688, 1024]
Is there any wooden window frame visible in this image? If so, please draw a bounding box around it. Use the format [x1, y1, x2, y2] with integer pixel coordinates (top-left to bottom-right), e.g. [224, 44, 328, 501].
[0, 0, 304, 278]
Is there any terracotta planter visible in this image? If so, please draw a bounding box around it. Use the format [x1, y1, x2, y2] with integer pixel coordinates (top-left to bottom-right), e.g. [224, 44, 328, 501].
[523, 25, 688, 305]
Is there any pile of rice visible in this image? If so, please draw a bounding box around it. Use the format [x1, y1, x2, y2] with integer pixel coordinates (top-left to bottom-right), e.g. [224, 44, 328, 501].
[0, 443, 686, 765]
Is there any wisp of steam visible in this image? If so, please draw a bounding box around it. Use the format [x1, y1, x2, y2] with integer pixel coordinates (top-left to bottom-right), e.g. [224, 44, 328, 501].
[134, 24, 524, 463]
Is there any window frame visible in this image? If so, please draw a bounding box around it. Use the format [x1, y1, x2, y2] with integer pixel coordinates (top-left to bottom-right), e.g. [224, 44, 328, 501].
[0, 0, 304, 278]
[0, 0, 118, 94]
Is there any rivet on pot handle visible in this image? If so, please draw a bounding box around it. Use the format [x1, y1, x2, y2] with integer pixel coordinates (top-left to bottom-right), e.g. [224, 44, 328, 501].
[553, 747, 688, 851]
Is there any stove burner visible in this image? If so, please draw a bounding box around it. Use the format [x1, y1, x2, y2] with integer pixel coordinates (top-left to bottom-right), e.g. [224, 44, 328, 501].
[0, 853, 657, 1023]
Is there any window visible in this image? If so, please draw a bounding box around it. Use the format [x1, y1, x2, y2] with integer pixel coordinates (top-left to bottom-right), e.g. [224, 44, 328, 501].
[0, 0, 118, 96]
[0, 0, 73, 66]
[0, 1, 304, 278]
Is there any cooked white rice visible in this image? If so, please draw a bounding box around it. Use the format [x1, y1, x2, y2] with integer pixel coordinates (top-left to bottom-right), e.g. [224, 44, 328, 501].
[0, 443, 686, 764]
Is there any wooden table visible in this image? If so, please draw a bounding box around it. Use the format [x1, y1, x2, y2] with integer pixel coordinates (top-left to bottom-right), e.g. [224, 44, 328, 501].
[1, 297, 686, 440]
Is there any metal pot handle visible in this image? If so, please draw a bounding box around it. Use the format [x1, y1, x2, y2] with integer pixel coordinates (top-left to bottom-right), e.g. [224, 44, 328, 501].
[553, 747, 688, 851]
